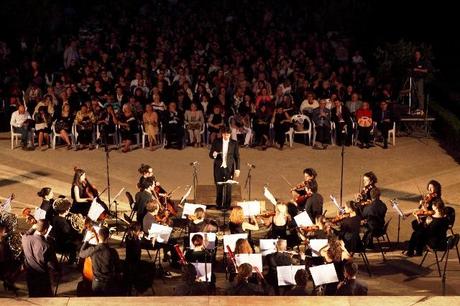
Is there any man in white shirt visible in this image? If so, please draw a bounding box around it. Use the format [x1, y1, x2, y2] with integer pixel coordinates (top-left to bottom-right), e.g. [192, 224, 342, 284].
[209, 126, 240, 209]
[10, 104, 34, 150]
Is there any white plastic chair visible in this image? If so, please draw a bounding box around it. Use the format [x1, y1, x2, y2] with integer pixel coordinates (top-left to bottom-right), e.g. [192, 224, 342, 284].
[10, 124, 22, 149]
[51, 121, 75, 149]
[141, 123, 163, 148]
[96, 124, 119, 149]
[289, 114, 312, 146]
[388, 122, 396, 146]
[311, 121, 334, 146]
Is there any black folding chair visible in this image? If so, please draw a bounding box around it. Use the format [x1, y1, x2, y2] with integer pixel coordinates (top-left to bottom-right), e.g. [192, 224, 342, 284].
[419, 234, 460, 277]
[372, 218, 392, 261]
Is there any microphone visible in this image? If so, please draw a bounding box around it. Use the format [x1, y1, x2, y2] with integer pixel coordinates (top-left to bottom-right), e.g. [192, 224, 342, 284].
[247, 163, 256, 169]
[190, 161, 199, 166]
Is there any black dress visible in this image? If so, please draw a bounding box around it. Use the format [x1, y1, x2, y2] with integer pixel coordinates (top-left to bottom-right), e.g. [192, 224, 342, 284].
[229, 222, 244, 234]
[70, 184, 91, 216]
[339, 215, 363, 253]
[270, 217, 288, 240]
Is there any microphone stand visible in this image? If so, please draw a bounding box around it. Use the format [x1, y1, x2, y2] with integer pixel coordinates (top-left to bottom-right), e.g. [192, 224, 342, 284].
[339, 128, 346, 207]
[103, 130, 112, 214]
[192, 163, 198, 203]
[243, 165, 253, 200]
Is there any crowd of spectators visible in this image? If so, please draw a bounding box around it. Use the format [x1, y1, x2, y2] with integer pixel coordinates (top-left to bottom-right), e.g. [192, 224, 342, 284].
[1, 0, 400, 151]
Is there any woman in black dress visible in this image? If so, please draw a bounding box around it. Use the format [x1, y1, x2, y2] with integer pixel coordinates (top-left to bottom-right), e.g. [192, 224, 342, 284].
[54, 103, 73, 149]
[228, 206, 259, 234]
[37, 187, 55, 222]
[119, 105, 139, 153]
[70, 168, 93, 216]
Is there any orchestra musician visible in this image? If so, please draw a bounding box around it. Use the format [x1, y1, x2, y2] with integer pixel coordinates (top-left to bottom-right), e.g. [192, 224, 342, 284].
[228, 206, 259, 234]
[353, 172, 378, 212]
[336, 261, 368, 296]
[0, 224, 19, 293]
[227, 263, 270, 296]
[335, 201, 363, 255]
[290, 168, 318, 216]
[71, 168, 107, 216]
[305, 180, 324, 224]
[174, 263, 208, 296]
[142, 199, 180, 268]
[419, 180, 442, 211]
[209, 126, 241, 210]
[265, 239, 296, 295]
[188, 208, 218, 233]
[79, 226, 121, 296]
[51, 198, 82, 265]
[318, 234, 351, 296]
[361, 188, 387, 249]
[260, 203, 291, 241]
[137, 164, 155, 189]
[284, 269, 309, 296]
[406, 198, 449, 257]
[135, 177, 154, 224]
[22, 219, 60, 297]
[37, 187, 55, 222]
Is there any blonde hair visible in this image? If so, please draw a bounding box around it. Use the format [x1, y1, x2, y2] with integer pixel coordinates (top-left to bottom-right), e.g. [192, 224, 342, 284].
[229, 206, 244, 224]
[275, 203, 288, 215]
[234, 238, 253, 254]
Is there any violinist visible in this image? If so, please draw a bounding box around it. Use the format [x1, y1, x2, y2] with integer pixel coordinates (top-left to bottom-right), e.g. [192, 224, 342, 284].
[335, 201, 363, 254]
[188, 208, 218, 233]
[79, 226, 121, 296]
[361, 188, 387, 249]
[406, 199, 449, 257]
[227, 263, 270, 296]
[137, 164, 155, 189]
[174, 263, 208, 296]
[419, 180, 442, 211]
[290, 168, 318, 216]
[70, 169, 96, 216]
[228, 206, 259, 234]
[354, 172, 378, 210]
[260, 203, 291, 242]
[305, 180, 323, 223]
[135, 177, 154, 224]
[336, 262, 368, 296]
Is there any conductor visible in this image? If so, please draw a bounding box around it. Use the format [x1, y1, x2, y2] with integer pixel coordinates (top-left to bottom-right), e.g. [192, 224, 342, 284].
[209, 126, 240, 209]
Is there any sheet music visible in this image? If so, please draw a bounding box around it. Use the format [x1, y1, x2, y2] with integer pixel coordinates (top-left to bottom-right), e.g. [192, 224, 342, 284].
[330, 194, 345, 214]
[0, 196, 12, 213]
[44, 225, 53, 238]
[34, 207, 47, 220]
[391, 199, 405, 218]
[235, 253, 263, 272]
[309, 263, 339, 286]
[264, 187, 277, 205]
[294, 211, 314, 227]
[259, 239, 278, 256]
[88, 199, 105, 222]
[180, 186, 193, 205]
[191, 263, 212, 282]
[148, 223, 173, 243]
[277, 265, 305, 286]
[223, 233, 248, 252]
[182, 203, 207, 219]
[189, 232, 217, 249]
[237, 201, 261, 217]
[309, 239, 328, 257]
[217, 179, 239, 185]
[84, 225, 101, 245]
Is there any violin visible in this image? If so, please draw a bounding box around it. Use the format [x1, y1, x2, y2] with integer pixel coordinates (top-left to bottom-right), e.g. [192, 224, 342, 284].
[154, 184, 178, 217]
[22, 208, 37, 225]
[326, 213, 351, 224]
[257, 211, 276, 218]
[420, 192, 437, 209]
[414, 209, 435, 217]
[301, 225, 320, 232]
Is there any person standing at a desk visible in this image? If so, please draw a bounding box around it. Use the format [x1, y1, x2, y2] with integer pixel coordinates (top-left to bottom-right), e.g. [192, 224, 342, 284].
[209, 126, 240, 210]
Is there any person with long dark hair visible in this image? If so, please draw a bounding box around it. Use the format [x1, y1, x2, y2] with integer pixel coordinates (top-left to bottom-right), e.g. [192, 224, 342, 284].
[37, 187, 55, 221]
[70, 169, 93, 216]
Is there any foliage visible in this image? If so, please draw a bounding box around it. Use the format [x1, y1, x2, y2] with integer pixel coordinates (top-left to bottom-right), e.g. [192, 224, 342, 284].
[374, 40, 435, 84]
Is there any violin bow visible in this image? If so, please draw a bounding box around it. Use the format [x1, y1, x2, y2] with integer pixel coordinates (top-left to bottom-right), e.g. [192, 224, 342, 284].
[280, 175, 294, 188]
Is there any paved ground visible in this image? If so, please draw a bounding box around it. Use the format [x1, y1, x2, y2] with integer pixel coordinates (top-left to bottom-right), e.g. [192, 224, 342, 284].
[0, 133, 459, 297]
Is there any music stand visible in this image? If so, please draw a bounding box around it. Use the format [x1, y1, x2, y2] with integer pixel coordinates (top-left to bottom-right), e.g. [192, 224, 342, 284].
[110, 187, 125, 233]
[217, 180, 239, 229]
[390, 199, 405, 243]
[243, 165, 254, 200]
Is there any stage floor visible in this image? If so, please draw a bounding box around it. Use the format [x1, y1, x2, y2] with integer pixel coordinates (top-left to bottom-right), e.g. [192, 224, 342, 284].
[0, 133, 459, 297]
